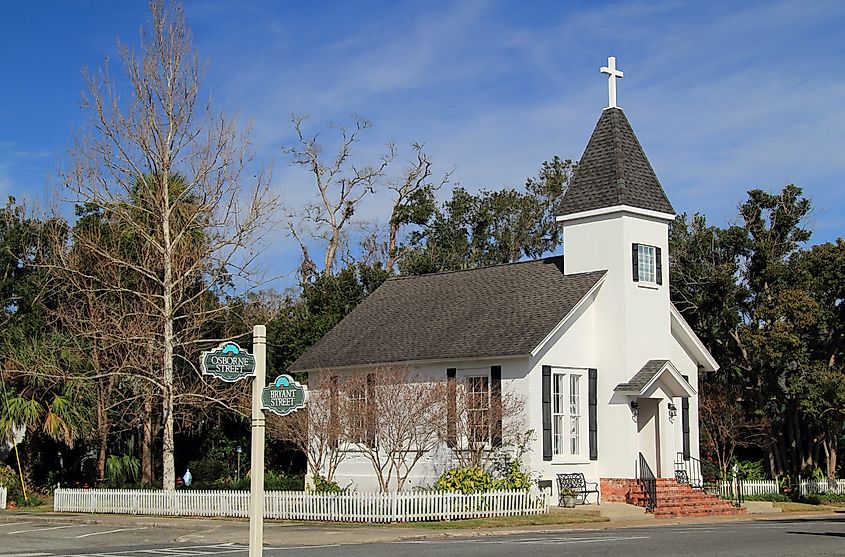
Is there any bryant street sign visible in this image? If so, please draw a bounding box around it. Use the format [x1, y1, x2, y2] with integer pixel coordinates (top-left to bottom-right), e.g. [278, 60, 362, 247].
[261, 374, 308, 417]
[200, 341, 256, 382]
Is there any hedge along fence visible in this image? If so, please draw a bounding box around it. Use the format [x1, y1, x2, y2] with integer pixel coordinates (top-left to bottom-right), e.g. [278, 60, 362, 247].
[53, 488, 549, 522]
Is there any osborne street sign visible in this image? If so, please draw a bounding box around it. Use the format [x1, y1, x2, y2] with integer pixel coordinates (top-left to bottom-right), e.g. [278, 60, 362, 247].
[200, 341, 256, 382]
[261, 374, 308, 416]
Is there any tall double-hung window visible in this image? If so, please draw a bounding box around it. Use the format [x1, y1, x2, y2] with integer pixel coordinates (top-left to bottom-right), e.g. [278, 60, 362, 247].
[552, 369, 585, 458]
[346, 385, 368, 444]
[467, 376, 490, 445]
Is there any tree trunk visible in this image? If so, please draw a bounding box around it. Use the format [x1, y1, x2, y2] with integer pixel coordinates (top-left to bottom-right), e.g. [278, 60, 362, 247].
[324, 228, 340, 274]
[141, 393, 153, 486]
[825, 433, 838, 482]
[161, 268, 176, 490]
[96, 406, 108, 484]
[160, 160, 177, 490]
[385, 222, 399, 274]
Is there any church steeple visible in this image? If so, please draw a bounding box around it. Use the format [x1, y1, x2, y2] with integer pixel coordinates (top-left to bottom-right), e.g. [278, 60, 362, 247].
[558, 107, 674, 217]
[556, 58, 677, 420]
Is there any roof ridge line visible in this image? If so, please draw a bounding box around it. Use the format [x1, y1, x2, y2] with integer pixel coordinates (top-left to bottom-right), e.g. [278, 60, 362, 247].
[388, 256, 564, 281]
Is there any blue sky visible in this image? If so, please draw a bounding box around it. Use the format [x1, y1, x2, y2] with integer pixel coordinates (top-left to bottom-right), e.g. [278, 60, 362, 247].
[2, 1, 844, 283]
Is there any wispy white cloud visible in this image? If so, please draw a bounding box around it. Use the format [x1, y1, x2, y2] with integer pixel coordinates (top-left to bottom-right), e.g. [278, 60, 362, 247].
[5, 0, 844, 284]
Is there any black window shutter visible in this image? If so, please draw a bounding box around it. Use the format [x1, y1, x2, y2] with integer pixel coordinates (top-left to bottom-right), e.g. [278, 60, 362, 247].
[542, 365, 552, 461]
[588, 368, 598, 461]
[329, 375, 339, 448]
[366, 373, 376, 448]
[491, 366, 502, 447]
[681, 375, 690, 460]
[632, 243, 640, 282]
[446, 368, 457, 449]
[656, 246, 663, 285]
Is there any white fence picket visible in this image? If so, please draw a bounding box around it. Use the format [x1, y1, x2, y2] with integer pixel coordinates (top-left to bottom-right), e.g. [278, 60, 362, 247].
[52, 488, 548, 522]
[0, 485, 6, 510]
[799, 479, 845, 496]
[718, 478, 845, 498]
[718, 480, 778, 498]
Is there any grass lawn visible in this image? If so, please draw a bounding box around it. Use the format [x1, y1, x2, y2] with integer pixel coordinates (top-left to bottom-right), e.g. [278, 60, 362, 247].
[773, 502, 829, 513]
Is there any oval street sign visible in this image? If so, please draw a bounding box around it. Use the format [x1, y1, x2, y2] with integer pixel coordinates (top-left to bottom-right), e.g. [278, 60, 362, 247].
[261, 374, 308, 416]
[200, 341, 257, 382]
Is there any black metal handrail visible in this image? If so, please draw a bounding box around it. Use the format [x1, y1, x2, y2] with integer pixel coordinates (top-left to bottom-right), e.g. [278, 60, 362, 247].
[638, 452, 657, 512]
[674, 452, 704, 489]
[729, 469, 745, 507]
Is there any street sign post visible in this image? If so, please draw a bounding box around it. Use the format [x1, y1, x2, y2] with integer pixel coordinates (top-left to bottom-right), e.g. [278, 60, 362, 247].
[201, 327, 307, 557]
[248, 326, 266, 557]
[261, 375, 308, 417]
[200, 342, 256, 382]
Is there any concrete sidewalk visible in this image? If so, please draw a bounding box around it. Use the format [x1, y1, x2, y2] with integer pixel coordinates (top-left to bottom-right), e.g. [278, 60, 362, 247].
[1, 504, 841, 547]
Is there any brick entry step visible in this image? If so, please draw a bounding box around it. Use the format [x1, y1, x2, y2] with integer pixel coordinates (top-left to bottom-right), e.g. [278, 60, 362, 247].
[600, 478, 747, 518]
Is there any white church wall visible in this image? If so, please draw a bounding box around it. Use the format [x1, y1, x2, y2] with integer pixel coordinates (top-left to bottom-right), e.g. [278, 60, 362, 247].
[527, 292, 602, 485]
[561, 209, 677, 480]
[670, 335, 702, 462]
[312, 357, 531, 492]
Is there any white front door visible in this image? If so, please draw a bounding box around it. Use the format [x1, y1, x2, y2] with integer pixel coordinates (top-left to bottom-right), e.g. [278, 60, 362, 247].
[636, 398, 661, 477]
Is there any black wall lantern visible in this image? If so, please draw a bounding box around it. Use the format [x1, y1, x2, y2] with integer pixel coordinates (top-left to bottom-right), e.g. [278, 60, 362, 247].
[668, 402, 677, 421]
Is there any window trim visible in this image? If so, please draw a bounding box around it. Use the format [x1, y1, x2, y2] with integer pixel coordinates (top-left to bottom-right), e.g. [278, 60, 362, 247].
[466, 375, 491, 447]
[456, 367, 493, 450]
[341, 382, 371, 450]
[550, 367, 588, 463]
[637, 243, 657, 284]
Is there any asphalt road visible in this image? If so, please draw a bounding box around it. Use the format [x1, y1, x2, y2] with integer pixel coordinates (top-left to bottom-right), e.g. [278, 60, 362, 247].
[1, 515, 844, 557]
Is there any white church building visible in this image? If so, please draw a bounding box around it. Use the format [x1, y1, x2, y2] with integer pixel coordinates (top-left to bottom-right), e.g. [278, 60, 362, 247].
[289, 58, 728, 512]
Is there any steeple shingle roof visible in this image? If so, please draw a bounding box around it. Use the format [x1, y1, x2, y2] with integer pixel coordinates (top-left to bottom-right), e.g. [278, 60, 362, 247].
[559, 108, 674, 216]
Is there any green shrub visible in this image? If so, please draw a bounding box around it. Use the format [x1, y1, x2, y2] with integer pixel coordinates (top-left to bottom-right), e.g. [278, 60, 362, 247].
[196, 472, 305, 491]
[312, 474, 342, 493]
[187, 457, 232, 487]
[0, 465, 24, 500]
[493, 460, 532, 491]
[105, 455, 140, 487]
[818, 493, 845, 504]
[14, 493, 43, 507]
[264, 471, 304, 491]
[735, 459, 768, 481]
[806, 467, 826, 481]
[434, 467, 495, 494]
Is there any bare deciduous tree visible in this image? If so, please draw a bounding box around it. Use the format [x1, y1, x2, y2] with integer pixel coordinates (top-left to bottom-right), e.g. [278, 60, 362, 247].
[445, 377, 526, 470]
[284, 115, 394, 276]
[53, 0, 277, 489]
[384, 144, 450, 273]
[699, 386, 766, 480]
[345, 367, 446, 492]
[267, 372, 347, 485]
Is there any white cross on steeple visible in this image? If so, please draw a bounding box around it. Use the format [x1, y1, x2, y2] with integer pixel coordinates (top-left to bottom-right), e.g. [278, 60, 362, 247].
[600, 56, 624, 109]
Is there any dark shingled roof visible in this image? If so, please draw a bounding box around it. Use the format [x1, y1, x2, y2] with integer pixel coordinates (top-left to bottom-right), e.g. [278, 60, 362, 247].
[289, 257, 606, 372]
[614, 359, 670, 392]
[559, 108, 675, 216]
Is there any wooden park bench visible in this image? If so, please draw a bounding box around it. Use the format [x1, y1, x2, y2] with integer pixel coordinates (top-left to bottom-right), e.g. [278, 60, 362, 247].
[556, 473, 600, 505]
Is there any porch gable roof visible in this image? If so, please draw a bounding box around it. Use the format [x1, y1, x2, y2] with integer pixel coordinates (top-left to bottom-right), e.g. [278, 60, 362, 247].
[614, 359, 696, 398]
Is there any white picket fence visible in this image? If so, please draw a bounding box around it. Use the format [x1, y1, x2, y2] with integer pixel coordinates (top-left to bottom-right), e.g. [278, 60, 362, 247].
[1, 485, 6, 510]
[53, 488, 548, 522]
[798, 479, 845, 496]
[717, 479, 845, 498]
